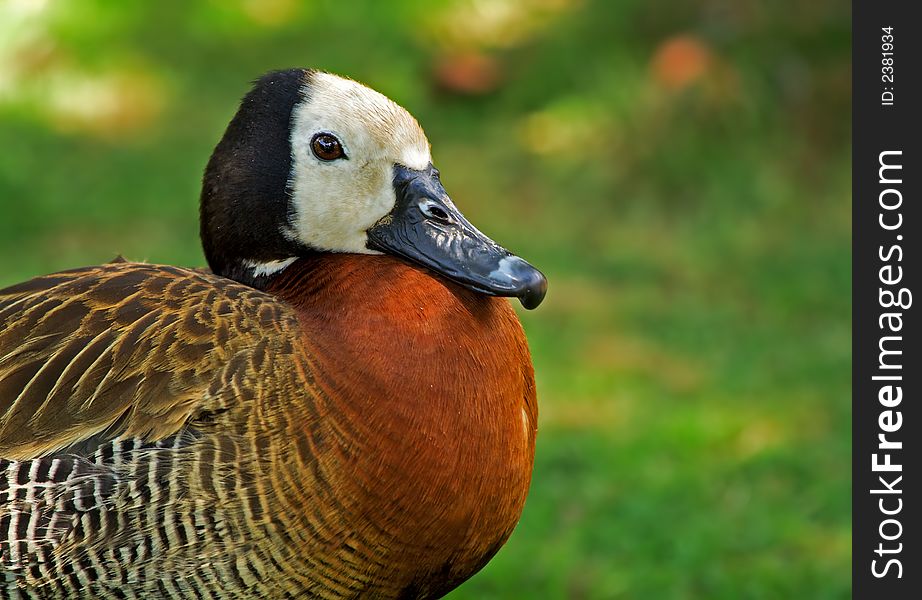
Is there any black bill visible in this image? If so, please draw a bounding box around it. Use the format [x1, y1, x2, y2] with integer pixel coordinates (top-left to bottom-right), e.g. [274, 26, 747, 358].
[367, 164, 547, 309]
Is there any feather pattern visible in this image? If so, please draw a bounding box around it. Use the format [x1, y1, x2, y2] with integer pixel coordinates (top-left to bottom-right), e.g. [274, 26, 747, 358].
[0, 263, 299, 460]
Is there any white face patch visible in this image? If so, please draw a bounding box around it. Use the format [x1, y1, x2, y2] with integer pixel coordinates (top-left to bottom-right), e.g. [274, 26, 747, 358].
[287, 72, 432, 254]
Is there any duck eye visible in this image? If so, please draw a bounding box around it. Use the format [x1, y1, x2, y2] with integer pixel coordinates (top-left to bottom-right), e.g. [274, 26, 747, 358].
[310, 133, 346, 161]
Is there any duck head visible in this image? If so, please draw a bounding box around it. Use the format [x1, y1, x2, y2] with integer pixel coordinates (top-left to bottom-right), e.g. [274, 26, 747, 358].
[201, 69, 546, 309]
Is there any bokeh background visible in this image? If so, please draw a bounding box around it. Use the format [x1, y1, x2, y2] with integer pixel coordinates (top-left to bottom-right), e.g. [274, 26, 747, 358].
[0, 0, 850, 598]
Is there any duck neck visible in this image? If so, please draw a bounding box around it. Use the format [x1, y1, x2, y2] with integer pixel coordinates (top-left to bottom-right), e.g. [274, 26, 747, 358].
[199, 69, 312, 289]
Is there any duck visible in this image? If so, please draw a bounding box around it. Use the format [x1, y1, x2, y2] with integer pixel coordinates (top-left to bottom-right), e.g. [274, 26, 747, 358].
[0, 69, 546, 599]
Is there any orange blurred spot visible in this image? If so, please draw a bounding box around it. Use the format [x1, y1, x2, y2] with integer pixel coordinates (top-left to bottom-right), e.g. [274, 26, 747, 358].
[651, 35, 713, 91]
[433, 52, 503, 96]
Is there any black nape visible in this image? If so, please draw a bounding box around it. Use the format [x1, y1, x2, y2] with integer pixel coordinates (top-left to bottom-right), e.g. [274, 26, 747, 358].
[200, 68, 314, 289]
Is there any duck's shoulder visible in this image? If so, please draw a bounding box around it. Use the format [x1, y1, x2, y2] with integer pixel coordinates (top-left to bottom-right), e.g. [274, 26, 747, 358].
[0, 261, 303, 459]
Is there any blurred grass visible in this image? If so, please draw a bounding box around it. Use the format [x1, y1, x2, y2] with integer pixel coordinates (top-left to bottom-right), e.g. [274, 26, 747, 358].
[0, 0, 850, 598]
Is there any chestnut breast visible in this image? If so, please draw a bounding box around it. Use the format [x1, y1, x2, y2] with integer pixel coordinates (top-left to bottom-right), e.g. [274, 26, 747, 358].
[268, 254, 537, 595]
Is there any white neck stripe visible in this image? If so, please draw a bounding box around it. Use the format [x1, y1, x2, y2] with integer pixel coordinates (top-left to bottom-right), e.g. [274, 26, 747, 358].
[243, 257, 297, 278]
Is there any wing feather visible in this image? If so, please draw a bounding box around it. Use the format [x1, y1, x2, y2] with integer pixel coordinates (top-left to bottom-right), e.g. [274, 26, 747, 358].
[0, 262, 302, 459]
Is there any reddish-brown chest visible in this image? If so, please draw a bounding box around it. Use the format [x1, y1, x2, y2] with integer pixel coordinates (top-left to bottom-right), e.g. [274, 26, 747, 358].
[267, 254, 537, 596]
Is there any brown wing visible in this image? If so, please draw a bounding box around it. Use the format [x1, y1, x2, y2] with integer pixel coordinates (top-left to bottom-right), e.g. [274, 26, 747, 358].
[0, 262, 302, 459]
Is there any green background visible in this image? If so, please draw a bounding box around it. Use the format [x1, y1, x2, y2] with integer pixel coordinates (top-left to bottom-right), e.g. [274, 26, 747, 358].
[0, 1, 850, 597]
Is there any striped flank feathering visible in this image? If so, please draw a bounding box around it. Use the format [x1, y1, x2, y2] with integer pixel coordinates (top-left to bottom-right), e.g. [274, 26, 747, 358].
[0, 264, 325, 598]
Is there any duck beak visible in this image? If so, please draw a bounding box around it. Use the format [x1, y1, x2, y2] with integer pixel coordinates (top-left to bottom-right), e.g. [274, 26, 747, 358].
[367, 164, 547, 309]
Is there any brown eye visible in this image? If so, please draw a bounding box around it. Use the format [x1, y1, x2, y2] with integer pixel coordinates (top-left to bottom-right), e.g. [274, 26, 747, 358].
[310, 133, 346, 161]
